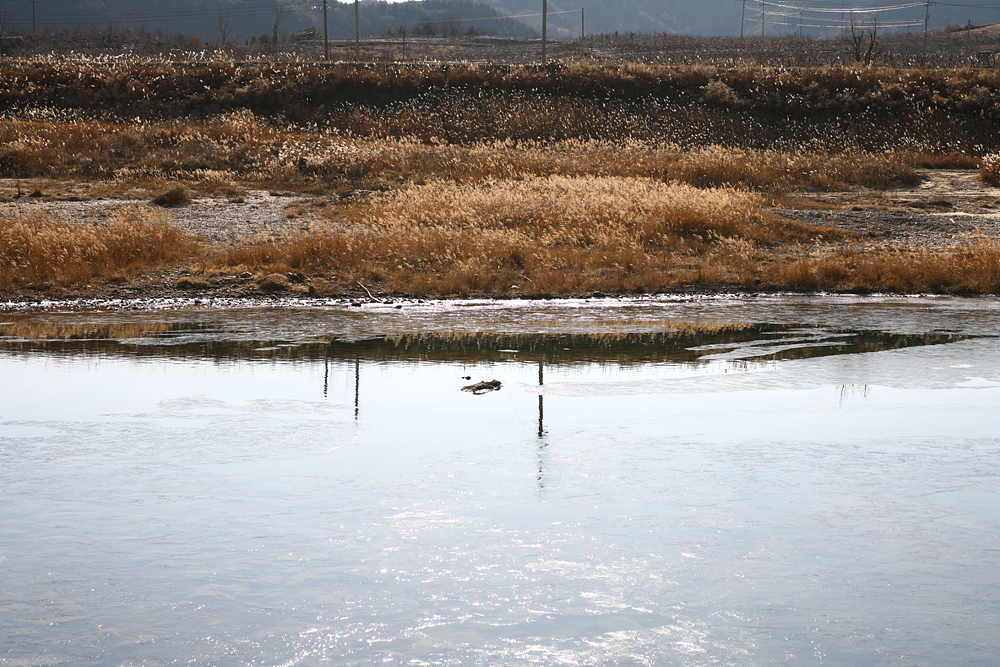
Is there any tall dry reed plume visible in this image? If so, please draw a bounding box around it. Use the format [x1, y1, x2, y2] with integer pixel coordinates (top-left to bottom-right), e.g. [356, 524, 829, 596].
[0, 205, 198, 290]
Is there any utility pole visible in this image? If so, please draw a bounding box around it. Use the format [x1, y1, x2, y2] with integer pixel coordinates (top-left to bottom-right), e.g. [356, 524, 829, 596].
[923, 0, 931, 51]
[322, 0, 329, 60]
[541, 0, 547, 64]
[355, 0, 360, 60]
[581, 7, 584, 40]
[761, 0, 765, 37]
[31, 0, 36, 35]
[740, 0, 745, 39]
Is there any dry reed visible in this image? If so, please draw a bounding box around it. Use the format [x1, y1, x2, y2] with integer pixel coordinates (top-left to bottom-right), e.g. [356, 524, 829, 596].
[212, 176, 840, 295]
[770, 236, 1000, 294]
[0, 114, 922, 193]
[207, 176, 1000, 295]
[981, 153, 1000, 186]
[0, 205, 199, 290]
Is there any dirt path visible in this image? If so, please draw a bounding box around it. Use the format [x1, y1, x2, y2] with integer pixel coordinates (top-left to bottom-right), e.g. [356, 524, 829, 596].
[777, 170, 1000, 248]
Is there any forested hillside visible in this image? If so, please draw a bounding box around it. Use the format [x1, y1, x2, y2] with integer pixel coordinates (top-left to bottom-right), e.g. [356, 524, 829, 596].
[3, 0, 535, 42]
[484, 0, 1000, 38]
[3, 0, 999, 44]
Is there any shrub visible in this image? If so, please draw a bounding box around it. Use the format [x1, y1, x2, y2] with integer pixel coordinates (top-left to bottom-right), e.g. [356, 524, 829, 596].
[152, 186, 192, 207]
[981, 153, 1000, 186]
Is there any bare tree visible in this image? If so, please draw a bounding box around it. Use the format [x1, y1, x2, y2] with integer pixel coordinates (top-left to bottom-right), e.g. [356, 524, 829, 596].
[0, 13, 14, 56]
[845, 15, 884, 66]
[272, 1, 285, 52]
[216, 14, 239, 46]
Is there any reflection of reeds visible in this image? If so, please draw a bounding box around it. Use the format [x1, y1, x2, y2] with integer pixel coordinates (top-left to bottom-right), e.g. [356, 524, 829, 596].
[0, 205, 198, 290]
[385, 326, 757, 351]
[0, 319, 175, 342]
[0, 322, 968, 366]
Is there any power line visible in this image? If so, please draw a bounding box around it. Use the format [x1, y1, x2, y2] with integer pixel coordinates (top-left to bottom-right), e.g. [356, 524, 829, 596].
[3, 6, 280, 23]
[762, 1, 926, 13]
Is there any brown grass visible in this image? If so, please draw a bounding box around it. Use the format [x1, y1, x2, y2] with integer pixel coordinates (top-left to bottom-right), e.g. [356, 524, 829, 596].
[3, 61, 998, 298]
[981, 153, 1000, 187]
[210, 176, 843, 296]
[771, 236, 1000, 293]
[152, 186, 192, 207]
[203, 177, 1000, 296]
[0, 114, 923, 195]
[0, 205, 199, 290]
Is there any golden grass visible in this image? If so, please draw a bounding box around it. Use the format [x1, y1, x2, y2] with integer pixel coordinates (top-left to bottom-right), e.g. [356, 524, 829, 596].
[210, 176, 842, 296]
[0, 116, 923, 194]
[770, 236, 1000, 294]
[0, 205, 199, 290]
[0, 67, 995, 298]
[203, 176, 1000, 296]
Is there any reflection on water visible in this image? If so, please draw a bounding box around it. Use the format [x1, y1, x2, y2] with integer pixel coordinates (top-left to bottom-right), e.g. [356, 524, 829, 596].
[1, 296, 999, 667]
[0, 317, 972, 365]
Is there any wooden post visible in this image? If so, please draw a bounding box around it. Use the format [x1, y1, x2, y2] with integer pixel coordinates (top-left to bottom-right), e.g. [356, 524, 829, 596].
[355, 0, 360, 60]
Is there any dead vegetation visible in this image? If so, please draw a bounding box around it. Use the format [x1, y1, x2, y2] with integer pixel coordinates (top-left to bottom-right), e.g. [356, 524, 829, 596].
[0, 115, 925, 196]
[982, 153, 1000, 186]
[211, 177, 826, 296]
[772, 235, 1000, 293]
[1, 61, 1000, 152]
[1, 61, 999, 299]
[0, 205, 198, 291]
[202, 176, 999, 297]
[152, 186, 192, 207]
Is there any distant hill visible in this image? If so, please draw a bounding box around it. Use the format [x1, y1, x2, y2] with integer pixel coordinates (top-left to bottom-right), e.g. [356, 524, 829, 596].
[3, 0, 536, 43]
[483, 0, 1000, 39]
[6, 0, 999, 42]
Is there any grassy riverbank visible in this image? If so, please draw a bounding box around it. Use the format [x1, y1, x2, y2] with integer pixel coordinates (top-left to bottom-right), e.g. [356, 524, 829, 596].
[2, 61, 999, 300]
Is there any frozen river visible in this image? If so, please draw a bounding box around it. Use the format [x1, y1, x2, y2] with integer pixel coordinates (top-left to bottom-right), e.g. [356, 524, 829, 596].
[1, 295, 998, 666]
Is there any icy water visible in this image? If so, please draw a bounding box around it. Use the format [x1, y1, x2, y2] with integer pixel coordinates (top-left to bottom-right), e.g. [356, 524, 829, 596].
[1, 295, 998, 667]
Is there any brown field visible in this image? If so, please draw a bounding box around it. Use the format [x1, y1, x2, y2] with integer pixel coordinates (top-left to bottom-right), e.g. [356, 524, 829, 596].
[1, 57, 999, 300]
